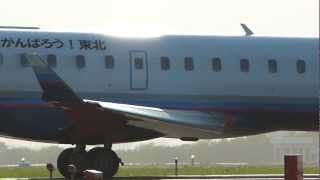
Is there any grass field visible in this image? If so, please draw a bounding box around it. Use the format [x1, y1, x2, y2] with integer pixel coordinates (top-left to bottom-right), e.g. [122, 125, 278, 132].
[0, 166, 318, 178]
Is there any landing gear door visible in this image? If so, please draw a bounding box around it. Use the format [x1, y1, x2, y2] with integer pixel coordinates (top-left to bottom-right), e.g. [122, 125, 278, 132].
[130, 51, 148, 90]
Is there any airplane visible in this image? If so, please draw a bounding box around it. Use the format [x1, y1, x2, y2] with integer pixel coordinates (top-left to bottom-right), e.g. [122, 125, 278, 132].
[0, 26, 318, 178]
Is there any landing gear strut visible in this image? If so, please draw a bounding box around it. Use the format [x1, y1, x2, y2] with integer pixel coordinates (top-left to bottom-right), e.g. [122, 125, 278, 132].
[57, 144, 122, 178]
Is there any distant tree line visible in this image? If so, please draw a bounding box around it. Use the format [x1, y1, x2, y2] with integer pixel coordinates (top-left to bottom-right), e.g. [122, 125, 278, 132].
[0, 132, 317, 166]
[0, 143, 62, 165]
[117, 135, 274, 165]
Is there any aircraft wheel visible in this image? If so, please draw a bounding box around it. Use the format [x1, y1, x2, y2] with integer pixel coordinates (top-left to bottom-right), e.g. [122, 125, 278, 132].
[87, 147, 120, 178]
[57, 148, 88, 178]
[57, 148, 74, 178]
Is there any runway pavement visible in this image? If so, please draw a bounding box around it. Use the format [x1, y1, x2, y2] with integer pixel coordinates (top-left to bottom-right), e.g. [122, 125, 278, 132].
[112, 175, 320, 180]
[0, 175, 320, 180]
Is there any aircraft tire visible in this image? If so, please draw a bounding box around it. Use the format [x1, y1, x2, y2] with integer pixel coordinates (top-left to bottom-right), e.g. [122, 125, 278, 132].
[87, 147, 120, 177]
[57, 148, 88, 178]
[57, 148, 74, 178]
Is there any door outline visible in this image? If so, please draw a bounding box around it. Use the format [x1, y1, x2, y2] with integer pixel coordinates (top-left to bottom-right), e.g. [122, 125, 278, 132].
[129, 50, 149, 90]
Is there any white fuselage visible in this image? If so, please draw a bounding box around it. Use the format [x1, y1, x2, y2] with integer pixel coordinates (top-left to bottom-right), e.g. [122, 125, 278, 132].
[0, 29, 318, 110]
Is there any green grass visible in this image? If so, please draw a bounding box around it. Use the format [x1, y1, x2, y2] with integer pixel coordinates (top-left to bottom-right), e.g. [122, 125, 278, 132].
[0, 166, 318, 178]
[116, 165, 319, 176]
[0, 167, 62, 178]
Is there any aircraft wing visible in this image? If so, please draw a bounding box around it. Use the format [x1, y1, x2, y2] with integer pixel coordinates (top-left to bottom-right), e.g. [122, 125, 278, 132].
[84, 99, 225, 138]
[26, 54, 225, 139]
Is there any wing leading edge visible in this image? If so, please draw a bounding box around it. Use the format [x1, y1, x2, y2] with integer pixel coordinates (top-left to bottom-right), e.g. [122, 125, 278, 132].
[26, 54, 225, 140]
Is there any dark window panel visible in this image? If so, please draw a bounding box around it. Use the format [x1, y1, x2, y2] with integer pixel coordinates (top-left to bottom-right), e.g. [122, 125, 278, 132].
[184, 57, 194, 71]
[105, 55, 114, 69]
[297, 60, 306, 74]
[20, 54, 29, 67]
[160, 57, 170, 70]
[76, 55, 86, 69]
[212, 57, 222, 72]
[134, 57, 143, 69]
[47, 54, 57, 68]
[268, 59, 277, 73]
[240, 58, 249, 72]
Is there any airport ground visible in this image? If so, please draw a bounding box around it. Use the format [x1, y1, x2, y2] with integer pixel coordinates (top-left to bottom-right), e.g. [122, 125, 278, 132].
[0, 165, 318, 178]
[1, 176, 320, 180]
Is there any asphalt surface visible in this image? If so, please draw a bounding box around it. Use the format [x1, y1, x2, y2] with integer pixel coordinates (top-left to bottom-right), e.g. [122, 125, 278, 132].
[113, 175, 320, 179]
[133, 178, 319, 179]
[1, 175, 320, 180]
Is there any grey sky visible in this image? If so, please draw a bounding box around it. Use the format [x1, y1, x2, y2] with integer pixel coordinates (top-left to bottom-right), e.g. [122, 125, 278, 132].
[0, 0, 318, 36]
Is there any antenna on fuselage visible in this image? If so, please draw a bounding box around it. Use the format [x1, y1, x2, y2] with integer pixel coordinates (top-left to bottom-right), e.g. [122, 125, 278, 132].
[240, 23, 254, 36]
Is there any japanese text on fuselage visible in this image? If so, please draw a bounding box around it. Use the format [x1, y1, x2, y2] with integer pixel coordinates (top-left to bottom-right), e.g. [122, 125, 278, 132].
[0, 37, 106, 50]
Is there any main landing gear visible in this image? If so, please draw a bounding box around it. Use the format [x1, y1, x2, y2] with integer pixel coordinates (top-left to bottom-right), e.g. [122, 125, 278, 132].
[57, 144, 122, 178]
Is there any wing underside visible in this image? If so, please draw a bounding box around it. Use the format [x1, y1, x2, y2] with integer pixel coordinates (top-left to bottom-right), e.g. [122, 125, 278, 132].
[85, 100, 225, 139]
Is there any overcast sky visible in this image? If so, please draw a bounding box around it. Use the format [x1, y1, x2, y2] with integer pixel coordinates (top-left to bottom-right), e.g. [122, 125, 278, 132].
[0, 0, 319, 149]
[0, 0, 318, 36]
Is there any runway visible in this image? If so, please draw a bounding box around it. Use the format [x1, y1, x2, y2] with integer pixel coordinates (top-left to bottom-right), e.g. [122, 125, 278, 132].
[112, 175, 320, 180]
[114, 174, 320, 178]
[1, 175, 320, 180]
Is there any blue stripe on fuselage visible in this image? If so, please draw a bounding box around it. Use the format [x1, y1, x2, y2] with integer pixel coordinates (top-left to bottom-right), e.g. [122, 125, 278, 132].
[98, 98, 317, 113]
[0, 97, 316, 113]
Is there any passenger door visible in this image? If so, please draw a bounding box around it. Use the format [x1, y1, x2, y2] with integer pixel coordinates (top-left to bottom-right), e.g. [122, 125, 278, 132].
[130, 50, 148, 90]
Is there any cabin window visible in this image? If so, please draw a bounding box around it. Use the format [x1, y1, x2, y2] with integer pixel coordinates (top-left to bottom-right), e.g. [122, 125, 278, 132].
[20, 54, 29, 67]
[268, 59, 277, 73]
[184, 57, 194, 71]
[240, 58, 249, 72]
[105, 55, 114, 69]
[134, 57, 143, 69]
[47, 54, 57, 68]
[296, 60, 306, 74]
[212, 57, 222, 72]
[0, 53, 3, 66]
[76, 55, 86, 69]
[160, 57, 170, 70]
